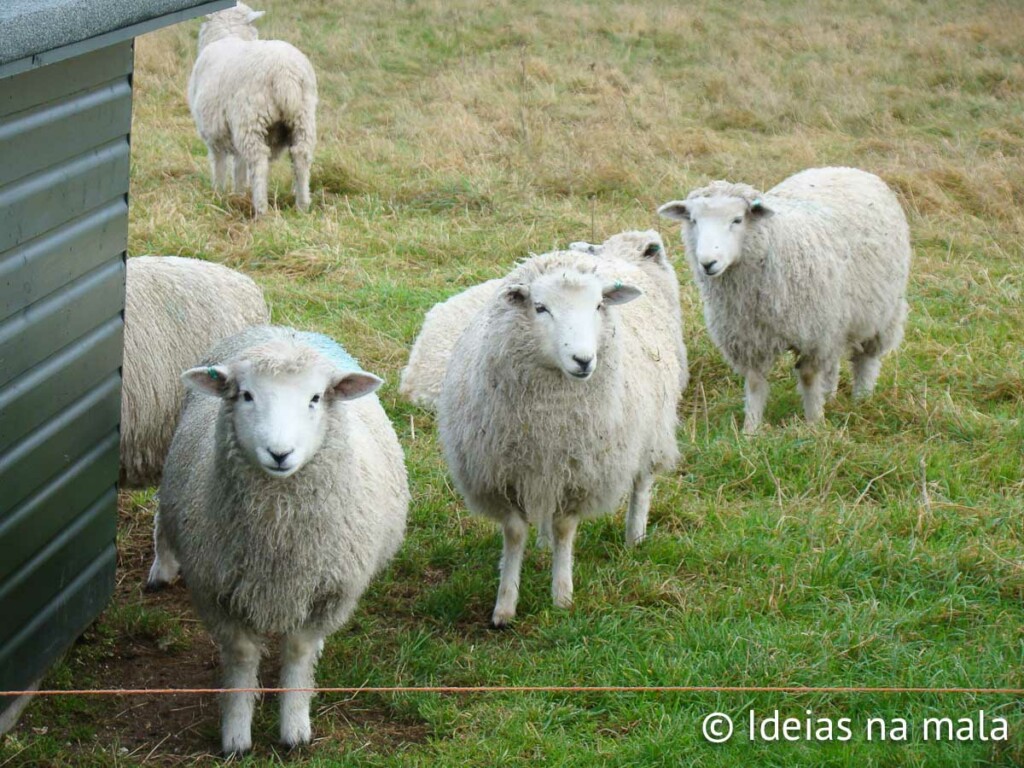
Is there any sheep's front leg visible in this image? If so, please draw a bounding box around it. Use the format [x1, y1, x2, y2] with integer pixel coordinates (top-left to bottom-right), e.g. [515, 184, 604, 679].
[145, 511, 180, 590]
[625, 473, 654, 547]
[210, 149, 230, 192]
[491, 514, 528, 628]
[851, 352, 882, 398]
[551, 515, 579, 609]
[821, 358, 841, 402]
[743, 370, 769, 434]
[279, 629, 324, 748]
[798, 364, 825, 423]
[232, 154, 248, 192]
[219, 628, 262, 755]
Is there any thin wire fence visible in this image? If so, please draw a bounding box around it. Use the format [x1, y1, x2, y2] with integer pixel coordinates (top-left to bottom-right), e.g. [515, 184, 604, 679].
[3, 685, 1023, 697]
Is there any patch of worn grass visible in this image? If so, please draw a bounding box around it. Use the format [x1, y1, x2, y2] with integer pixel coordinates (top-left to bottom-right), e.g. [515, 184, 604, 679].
[4, 0, 1023, 765]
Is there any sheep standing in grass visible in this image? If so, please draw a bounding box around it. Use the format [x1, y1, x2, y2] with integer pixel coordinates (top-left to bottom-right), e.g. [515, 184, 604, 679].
[400, 230, 687, 409]
[659, 167, 910, 433]
[189, 3, 317, 215]
[146, 326, 409, 754]
[438, 251, 681, 628]
[121, 256, 269, 488]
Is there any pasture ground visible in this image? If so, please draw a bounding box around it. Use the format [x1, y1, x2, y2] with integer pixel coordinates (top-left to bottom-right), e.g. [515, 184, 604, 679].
[2, 0, 1023, 765]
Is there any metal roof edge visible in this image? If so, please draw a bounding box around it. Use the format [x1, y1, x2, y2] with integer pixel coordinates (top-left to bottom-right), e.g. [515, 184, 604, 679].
[0, 0, 233, 81]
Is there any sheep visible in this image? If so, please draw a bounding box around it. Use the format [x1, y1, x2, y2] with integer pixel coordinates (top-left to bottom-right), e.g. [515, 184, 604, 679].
[189, 3, 317, 216]
[658, 166, 911, 433]
[398, 277, 502, 410]
[120, 255, 269, 489]
[399, 230, 687, 410]
[145, 325, 409, 754]
[437, 251, 682, 628]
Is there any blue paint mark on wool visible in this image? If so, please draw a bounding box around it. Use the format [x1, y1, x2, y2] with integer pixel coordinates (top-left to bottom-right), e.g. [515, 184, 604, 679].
[294, 330, 363, 372]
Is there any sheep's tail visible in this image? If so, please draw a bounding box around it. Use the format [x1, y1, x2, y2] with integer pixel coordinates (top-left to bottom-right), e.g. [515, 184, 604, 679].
[273, 63, 317, 146]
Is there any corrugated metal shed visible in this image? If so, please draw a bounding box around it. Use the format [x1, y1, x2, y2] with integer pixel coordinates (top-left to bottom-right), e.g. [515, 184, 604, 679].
[0, 0, 231, 721]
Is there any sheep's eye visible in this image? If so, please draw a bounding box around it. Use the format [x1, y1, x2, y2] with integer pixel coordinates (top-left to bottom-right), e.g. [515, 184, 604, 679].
[310, 393, 321, 405]
[598, 301, 606, 311]
[732, 217, 743, 225]
[242, 391, 254, 402]
[643, 244, 660, 258]
[534, 303, 549, 314]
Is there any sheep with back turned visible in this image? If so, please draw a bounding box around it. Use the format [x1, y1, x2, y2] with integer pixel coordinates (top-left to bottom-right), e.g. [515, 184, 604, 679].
[189, 3, 317, 215]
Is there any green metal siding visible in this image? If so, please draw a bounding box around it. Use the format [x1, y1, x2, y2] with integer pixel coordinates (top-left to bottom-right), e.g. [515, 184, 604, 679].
[0, 42, 129, 705]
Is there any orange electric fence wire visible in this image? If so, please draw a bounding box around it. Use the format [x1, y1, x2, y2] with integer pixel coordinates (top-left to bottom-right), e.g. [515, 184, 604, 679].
[1, 686, 1023, 697]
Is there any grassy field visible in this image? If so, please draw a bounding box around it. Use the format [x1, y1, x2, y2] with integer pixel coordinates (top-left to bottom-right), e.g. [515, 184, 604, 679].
[3, 0, 1024, 764]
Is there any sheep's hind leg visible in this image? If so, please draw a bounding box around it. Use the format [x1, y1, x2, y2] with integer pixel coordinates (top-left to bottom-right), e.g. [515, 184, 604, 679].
[551, 515, 580, 609]
[625, 473, 654, 547]
[145, 511, 180, 591]
[237, 130, 271, 216]
[210, 149, 230, 192]
[289, 144, 312, 212]
[219, 628, 262, 755]
[743, 370, 770, 434]
[279, 628, 325, 748]
[491, 514, 528, 628]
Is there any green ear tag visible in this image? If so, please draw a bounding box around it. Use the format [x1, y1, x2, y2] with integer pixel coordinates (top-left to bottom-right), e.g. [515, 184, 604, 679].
[614, 280, 623, 290]
[207, 367, 219, 381]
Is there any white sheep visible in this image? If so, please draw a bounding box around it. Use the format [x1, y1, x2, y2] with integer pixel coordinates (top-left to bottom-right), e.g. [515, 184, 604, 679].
[189, 3, 317, 215]
[659, 166, 910, 433]
[437, 251, 681, 628]
[120, 255, 269, 489]
[399, 230, 687, 410]
[146, 325, 409, 754]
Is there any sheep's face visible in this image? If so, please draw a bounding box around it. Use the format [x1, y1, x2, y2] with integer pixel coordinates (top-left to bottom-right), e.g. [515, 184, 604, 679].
[658, 197, 771, 277]
[504, 273, 641, 381]
[183, 362, 382, 479]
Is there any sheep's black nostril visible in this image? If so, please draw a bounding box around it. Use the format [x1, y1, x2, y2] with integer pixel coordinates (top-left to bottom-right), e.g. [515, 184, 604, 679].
[703, 260, 718, 274]
[572, 355, 593, 371]
[269, 449, 293, 466]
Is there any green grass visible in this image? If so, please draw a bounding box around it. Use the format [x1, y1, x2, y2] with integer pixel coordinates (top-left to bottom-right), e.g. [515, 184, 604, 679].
[3, 0, 1023, 765]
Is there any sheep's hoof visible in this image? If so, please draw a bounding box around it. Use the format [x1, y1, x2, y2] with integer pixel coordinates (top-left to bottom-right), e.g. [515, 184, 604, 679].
[143, 579, 169, 593]
[221, 740, 252, 757]
[489, 612, 515, 630]
[280, 732, 312, 750]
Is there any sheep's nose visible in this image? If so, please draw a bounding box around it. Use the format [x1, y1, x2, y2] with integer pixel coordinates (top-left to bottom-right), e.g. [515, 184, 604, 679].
[268, 449, 293, 467]
[703, 260, 718, 275]
[572, 355, 593, 373]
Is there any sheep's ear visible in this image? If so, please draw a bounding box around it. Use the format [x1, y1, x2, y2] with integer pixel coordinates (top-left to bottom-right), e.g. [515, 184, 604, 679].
[749, 198, 774, 218]
[182, 365, 233, 398]
[246, 9, 265, 22]
[331, 371, 383, 401]
[569, 241, 601, 256]
[657, 201, 690, 222]
[641, 241, 662, 259]
[504, 283, 530, 305]
[602, 281, 642, 306]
